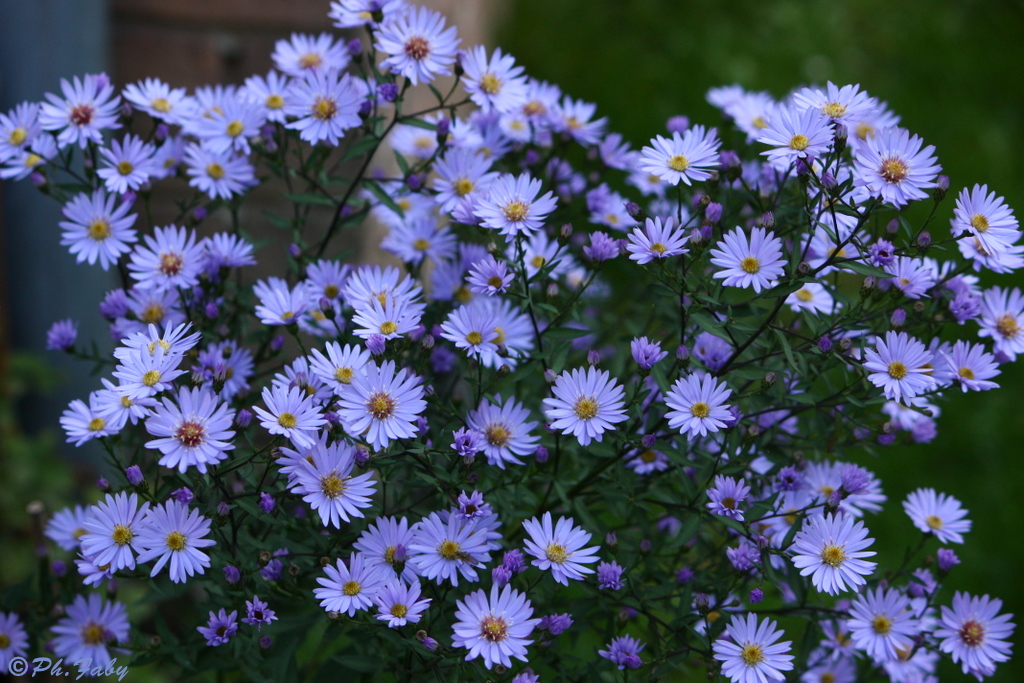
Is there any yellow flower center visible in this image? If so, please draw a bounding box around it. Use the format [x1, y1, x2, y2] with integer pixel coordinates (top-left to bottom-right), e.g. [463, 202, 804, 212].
[752, 116, 768, 129]
[404, 36, 430, 61]
[390, 603, 408, 618]
[324, 284, 339, 298]
[573, 397, 599, 420]
[89, 219, 111, 241]
[531, 255, 546, 269]
[160, 252, 184, 276]
[112, 524, 134, 546]
[690, 401, 711, 419]
[439, 540, 461, 560]
[502, 200, 529, 223]
[640, 449, 657, 463]
[480, 615, 509, 642]
[335, 367, 354, 384]
[367, 392, 396, 420]
[455, 177, 474, 196]
[722, 497, 736, 509]
[668, 154, 690, 172]
[299, 53, 323, 69]
[81, 623, 106, 646]
[117, 160, 134, 176]
[796, 288, 814, 302]
[958, 366, 975, 380]
[996, 314, 1021, 338]
[142, 369, 162, 387]
[480, 73, 502, 95]
[880, 157, 909, 184]
[206, 163, 225, 180]
[175, 420, 206, 448]
[789, 134, 810, 151]
[959, 619, 986, 647]
[321, 473, 347, 499]
[342, 580, 361, 596]
[487, 275, 504, 288]
[312, 97, 338, 121]
[166, 530, 186, 551]
[277, 412, 298, 429]
[226, 120, 244, 138]
[740, 643, 765, 666]
[926, 514, 944, 530]
[741, 256, 761, 274]
[887, 361, 908, 380]
[545, 543, 569, 563]
[142, 303, 165, 324]
[872, 616, 892, 635]
[822, 102, 848, 119]
[266, 94, 285, 110]
[88, 417, 106, 431]
[970, 214, 990, 233]
[413, 238, 430, 251]
[651, 242, 667, 254]
[819, 543, 846, 568]
[0, 634, 8, 649]
[9, 127, 28, 145]
[466, 331, 483, 346]
[379, 320, 398, 335]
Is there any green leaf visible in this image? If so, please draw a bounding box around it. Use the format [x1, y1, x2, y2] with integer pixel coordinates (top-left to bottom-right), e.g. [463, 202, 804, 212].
[398, 116, 439, 131]
[363, 180, 403, 217]
[544, 326, 592, 341]
[763, 280, 804, 299]
[839, 259, 889, 277]
[342, 135, 380, 162]
[772, 327, 801, 375]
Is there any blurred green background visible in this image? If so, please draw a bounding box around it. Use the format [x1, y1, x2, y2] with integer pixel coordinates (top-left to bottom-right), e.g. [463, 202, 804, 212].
[499, 0, 1024, 680]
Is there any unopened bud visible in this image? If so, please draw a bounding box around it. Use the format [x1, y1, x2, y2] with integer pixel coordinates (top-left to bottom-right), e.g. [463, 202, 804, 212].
[760, 371, 776, 392]
[544, 369, 558, 384]
[534, 446, 549, 464]
[916, 231, 931, 249]
[759, 211, 775, 230]
[640, 434, 656, 449]
[625, 201, 643, 221]
[832, 123, 848, 155]
[890, 309, 906, 328]
[886, 218, 900, 235]
[703, 202, 722, 225]
[587, 349, 600, 366]
[559, 223, 573, 242]
[125, 465, 144, 486]
[932, 175, 949, 202]
[605, 531, 618, 547]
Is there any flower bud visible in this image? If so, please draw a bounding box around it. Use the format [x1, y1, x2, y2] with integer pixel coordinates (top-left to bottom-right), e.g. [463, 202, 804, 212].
[406, 173, 423, 191]
[605, 531, 618, 547]
[271, 335, 285, 353]
[694, 593, 710, 615]
[260, 636, 273, 649]
[640, 434, 656, 449]
[890, 309, 907, 328]
[544, 368, 558, 384]
[720, 150, 742, 180]
[759, 211, 775, 230]
[52, 560, 67, 577]
[916, 231, 931, 249]
[587, 349, 600, 366]
[625, 201, 643, 221]
[354, 448, 370, 467]
[937, 548, 960, 573]
[817, 337, 833, 353]
[676, 567, 695, 583]
[367, 334, 387, 356]
[932, 174, 949, 202]
[96, 477, 109, 491]
[559, 223, 573, 243]
[125, 465, 144, 486]
[193, 205, 208, 222]
[435, 117, 450, 145]
[534, 446, 549, 464]
[492, 565, 512, 587]
[703, 202, 723, 225]
[760, 371, 776, 392]
[258, 493, 275, 513]
[886, 218, 900, 235]
[217, 501, 230, 516]
[749, 588, 764, 604]
[224, 565, 241, 583]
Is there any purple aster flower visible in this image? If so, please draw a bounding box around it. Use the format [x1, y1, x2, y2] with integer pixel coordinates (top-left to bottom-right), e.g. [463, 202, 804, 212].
[455, 491, 491, 521]
[253, 277, 314, 326]
[727, 542, 760, 571]
[261, 558, 284, 582]
[80, 492, 151, 571]
[639, 124, 720, 186]
[790, 513, 877, 595]
[0, 612, 28, 673]
[451, 584, 540, 670]
[543, 366, 627, 446]
[375, 580, 431, 628]
[903, 488, 971, 544]
[937, 340, 1001, 392]
[847, 586, 920, 662]
[869, 238, 896, 267]
[626, 447, 669, 475]
[197, 609, 238, 647]
[713, 613, 794, 683]
[706, 475, 751, 521]
[97, 133, 156, 194]
[863, 331, 936, 403]
[184, 142, 257, 200]
[258, 493, 276, 514]
[522, 512, 601, 585]
[253, 385, 326, 448]
[52, 594, 130, 669]
[45, 504, 91, 551]
[242, 596, 277, 631]
[710, 226, 786, 292]
[376, 6, 460, 86]
[599, 634, 645, 670]
[792, 82, 878, 124]
[538, 613, 573, 635]
[776, 465, 805, 491]
[135, 499, 215, 583]
[314, 554, 388, 617]
[693, 332, 732, 372]
[467, 255, 514, 296]
[432, 147, 499, 213]
[284, 70, 363, 146]
[665, 372, 733, 438]
[289, 435, 376, 527]
[979, 286, 1024, 360]
[353, 516, 419, 583]
[39, 73, 120, 148]
[626, 216, 689, 264]
[145, 386, 236, 474]
[336, 360, 426, 451]
[451, 427, 485, 459]
[884, 256, 936, 299]
[585, 230, 620, 262]
[758, 103, 833, 168]
[503, 549, 527, 574]
[597, 560, 626, 590]
[854, 126, 941, 208]
[630, 336, 667, 370]
[786, 282, 835, 315]
[951, 184, 1020, 255]
[934, 592, 1015, 680]
[59, 190, 138, 270]
[127, 224, 204, 292]
[466, 394, 540, 468]
[938, 548, 961, 573]
[271, 32, 350, 77]
[476, 172, 558, 237]
[440, 304, 499, 357]
[461, 46, 528, 113]
[46, 318, 78, 351]
[409, 511, 491, 586]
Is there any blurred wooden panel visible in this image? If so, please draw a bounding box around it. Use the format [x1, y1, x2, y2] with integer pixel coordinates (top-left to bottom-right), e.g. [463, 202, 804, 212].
[111, 0, 333, 31]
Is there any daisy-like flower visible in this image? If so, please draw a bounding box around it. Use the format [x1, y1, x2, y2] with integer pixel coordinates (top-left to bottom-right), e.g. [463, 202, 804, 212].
[551, 96, 608, 146]
[466, 395, 540, 468]
[664, 372, 733, 439]
[433, 147, 499, 213]
[903, 488, 971, 544]
[467, 254, 514, 296]
[712, 613, 794, 683]
[758, 104, 833, 168]
[792, 82, 878, 125]
[937, 340, 1000, 392]
[59, 190, 138, 270]
[706, 475, 751, 521]
[309, 342, 370, 394]
[786, 282, 836, 314]
[39, 73, 120, 148]
[60, 393, 116, 445]
[242, 71, 293, 123]
[381, 217, 458, 265]
[475, 172, 558, 237]
[0, 612, 29, 673]
[626, 216, 689, 264]
[192, 95, 266, 156]
[934, 592, 1015, 680]
[330, 0, 405, 28]
[271, 32, 350, 77]
[202, 232, 256, 276]
[135, 499, 215, 583]
[461, 46, 528, 114]
[951, 184, 1020, 255]
[253, 385, 325, 448]
[290, 436, 376, 527]
[351, 297, 421, 340]
[336, 360, 426, 452]
[710, 227, 786, 292]
[51, 594, 130, 669]
[543, 366, 627, 446]
[353, 516, 420, 583]
[197, 609, 238, 647]
[440, 304, 499, 358]
[598, 635, 645, 670]
[242, 596, 278, 631]
[885, 256, 936, 299]
[285, 71, 364, 146]
[451, 584, 540, 670]
[638, 124, 721, 186]
[112, 345, 187, 401]
[376, 6, 461, 86]
[122, 78, 194, 124]
[375, 580, 431, 628]
[979, 286, 1024, 360]
[863, 331, 936, 403]
[409, 511, 492, 586]
[97, 134, 157, 195]
[0, 101, 41, 162]
[848, 587, 920, 662]
[314, 554, 388, 617]
[144, 386, 235, 474]
[253, 277, 314, 326]
[630, 336, 667, 370]
[80, 492, 151, 572]
[625, 448, 669, 474]
[522, 512, 601, 585]
[184, 143, 257, 200]
[790, 513, 877, 595]
[344, 264, 424, 312]
[45, 504, 91, 551]
[128, 224, 204, 292]
[853, 127, 941, 208]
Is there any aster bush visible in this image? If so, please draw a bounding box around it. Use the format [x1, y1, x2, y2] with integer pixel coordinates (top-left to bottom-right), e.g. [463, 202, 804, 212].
[2, 1, 1020, 681]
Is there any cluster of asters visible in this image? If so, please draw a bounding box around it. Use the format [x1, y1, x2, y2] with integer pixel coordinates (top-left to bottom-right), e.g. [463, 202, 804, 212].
[2, 0, 1019, 680]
